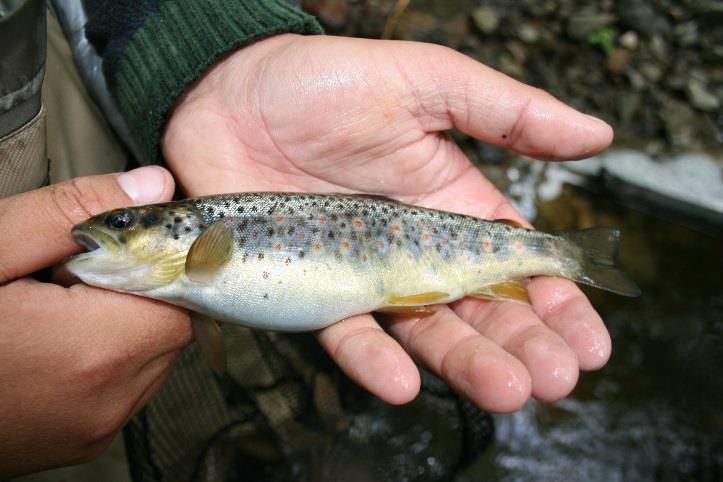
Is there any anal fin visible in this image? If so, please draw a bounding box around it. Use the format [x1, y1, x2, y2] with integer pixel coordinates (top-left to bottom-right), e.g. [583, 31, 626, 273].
[191, 313, 226, 375]
[376, 306, 436, 317]
[470, 280, 530, 305]
[386, 291, 449, 306]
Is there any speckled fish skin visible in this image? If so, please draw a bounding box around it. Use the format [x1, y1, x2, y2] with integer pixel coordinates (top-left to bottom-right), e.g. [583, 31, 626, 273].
[65, 192, 639, 331]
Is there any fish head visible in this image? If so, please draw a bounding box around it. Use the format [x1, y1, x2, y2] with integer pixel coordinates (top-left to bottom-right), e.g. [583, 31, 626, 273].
[65, 204, 203, 292]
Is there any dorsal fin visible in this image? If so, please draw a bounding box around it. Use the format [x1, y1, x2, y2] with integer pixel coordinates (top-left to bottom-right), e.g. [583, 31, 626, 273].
[185, 221, 233, 283]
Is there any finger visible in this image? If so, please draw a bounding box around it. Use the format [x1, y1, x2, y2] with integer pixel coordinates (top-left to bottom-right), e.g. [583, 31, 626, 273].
[527, 277, 612, 370]
[0, 166, 175, 284]
[316, 313, 420, 404]
[451, 298, 579, 402]
[0, 278, 192, 356]
[386, 305, 531, 413]
[388, 41, 613, 160]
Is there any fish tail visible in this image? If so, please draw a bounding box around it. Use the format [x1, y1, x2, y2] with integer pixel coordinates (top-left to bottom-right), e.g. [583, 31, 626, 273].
[560, 228, 641, 297]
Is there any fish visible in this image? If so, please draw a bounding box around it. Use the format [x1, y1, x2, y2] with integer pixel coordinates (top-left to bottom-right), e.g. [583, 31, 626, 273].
[65, 192, 640, 372]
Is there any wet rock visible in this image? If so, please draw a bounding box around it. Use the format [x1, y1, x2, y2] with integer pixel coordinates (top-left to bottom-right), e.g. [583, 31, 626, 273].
[640, 62, 662, 83]
[616, 0, 670, 37]
[619, 30, 639, 50]
[606, 48, 630, 76]
[627, 69, 646, 91]
[516, 22, 540, 44]
[471, 6, 499, 35]
[685, 79, 721, 112]
[661, 98, 699, 147]
[618, 90, 642, 124]
[302, 0, 348, 30]
[648, 35, 669, 63]
[673, 21, 699, 47]
[566, 9, 615, 40]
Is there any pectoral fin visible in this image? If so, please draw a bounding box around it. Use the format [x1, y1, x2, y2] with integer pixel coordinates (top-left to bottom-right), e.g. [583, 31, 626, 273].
[148, 253, 187, 285]
[470, 280, 530, 304]
[191, 313, 226, 375]
[186, 221, 233, 283]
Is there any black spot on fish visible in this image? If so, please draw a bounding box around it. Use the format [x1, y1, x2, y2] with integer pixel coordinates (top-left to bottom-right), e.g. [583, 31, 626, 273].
[285, 257, 292, 265]
[263, 293, 269, 299]
[298, 251, 305, 258]
[165, 223, 172, 229]
[206, 207, 214, 215]
[239, 236, 246, 245]
[237, 206, 245, 213]
[174, 216, 182, 223]
[184, 226, 192, 233]
[118, 235, 127, 244]
[251, 206, 257, 212]
[141, 211, 161, 227]
[328, 232, 335, 240]
[267, 228, 274, 237]
[173, 234, 180, 240]
[258, 252, 265, 260]
[287, 226, 295, 235]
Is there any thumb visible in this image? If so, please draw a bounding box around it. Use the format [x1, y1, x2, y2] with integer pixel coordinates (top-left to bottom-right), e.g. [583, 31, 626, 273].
[0, 166, 175, 283]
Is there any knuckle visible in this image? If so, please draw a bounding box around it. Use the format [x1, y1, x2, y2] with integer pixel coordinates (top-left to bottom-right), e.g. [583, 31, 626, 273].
[49, 178, 107, 227]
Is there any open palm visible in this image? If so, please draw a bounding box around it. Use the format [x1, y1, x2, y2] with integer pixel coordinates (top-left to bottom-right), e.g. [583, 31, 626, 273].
[163, 34, 614, 412]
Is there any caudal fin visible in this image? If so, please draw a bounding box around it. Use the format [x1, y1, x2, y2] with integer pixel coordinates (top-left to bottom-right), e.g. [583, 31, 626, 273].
[560, 228, 641, 297]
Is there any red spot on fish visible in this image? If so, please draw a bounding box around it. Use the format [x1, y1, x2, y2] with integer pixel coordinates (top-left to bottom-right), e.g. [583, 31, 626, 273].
[341, 241, 349, 250]
[298, 232, 305, 239]
[318, 216, 327, 224]
[544, 241, 553, 250]
[362, 255, 368, 262]
[377, 241, 385, 249]
[392, 224, 401, 232]
[275, 243, 282, 252]
[463, 234, 469, 242]
[482, 240, 491, 251]
[275, 215, 284, 222]
[314, 243, 321, 252]
[252, 231, 258, 239]
[514, 241, 524, 252]
[443, 239, 449, 245]
[422, 233, 430, 241]
[353, 220, 364, 229]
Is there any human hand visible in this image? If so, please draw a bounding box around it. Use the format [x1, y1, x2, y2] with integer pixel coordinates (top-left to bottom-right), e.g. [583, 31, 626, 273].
[163, 34, 614, 412]
[0, 167, 192, 477]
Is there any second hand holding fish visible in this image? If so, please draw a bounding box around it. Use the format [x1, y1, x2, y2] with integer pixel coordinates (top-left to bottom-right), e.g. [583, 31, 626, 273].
[158, 33, 618, 411]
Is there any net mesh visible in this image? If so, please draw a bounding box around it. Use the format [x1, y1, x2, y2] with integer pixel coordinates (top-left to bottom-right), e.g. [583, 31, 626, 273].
[124, 325, 494, 482]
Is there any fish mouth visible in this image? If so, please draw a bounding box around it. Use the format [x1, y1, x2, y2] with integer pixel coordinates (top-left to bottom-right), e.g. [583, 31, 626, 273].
[71, 225, 120, 253]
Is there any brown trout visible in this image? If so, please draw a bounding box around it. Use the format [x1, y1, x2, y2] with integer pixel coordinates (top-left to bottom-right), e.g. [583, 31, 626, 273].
[66, 192, 639, 371]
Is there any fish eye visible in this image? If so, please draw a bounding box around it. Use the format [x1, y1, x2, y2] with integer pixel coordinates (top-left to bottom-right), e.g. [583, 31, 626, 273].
[107, 211, 134, 230]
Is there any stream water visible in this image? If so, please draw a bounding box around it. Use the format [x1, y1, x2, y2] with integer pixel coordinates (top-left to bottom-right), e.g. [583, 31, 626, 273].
[456, 185, 722, 481]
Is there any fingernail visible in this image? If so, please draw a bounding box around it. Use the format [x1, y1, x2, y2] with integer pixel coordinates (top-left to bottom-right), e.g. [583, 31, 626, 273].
[117, 166, 168, 204]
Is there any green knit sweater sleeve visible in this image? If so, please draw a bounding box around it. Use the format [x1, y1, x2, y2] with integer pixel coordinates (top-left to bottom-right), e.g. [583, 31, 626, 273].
[84, 0, 323, 163]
